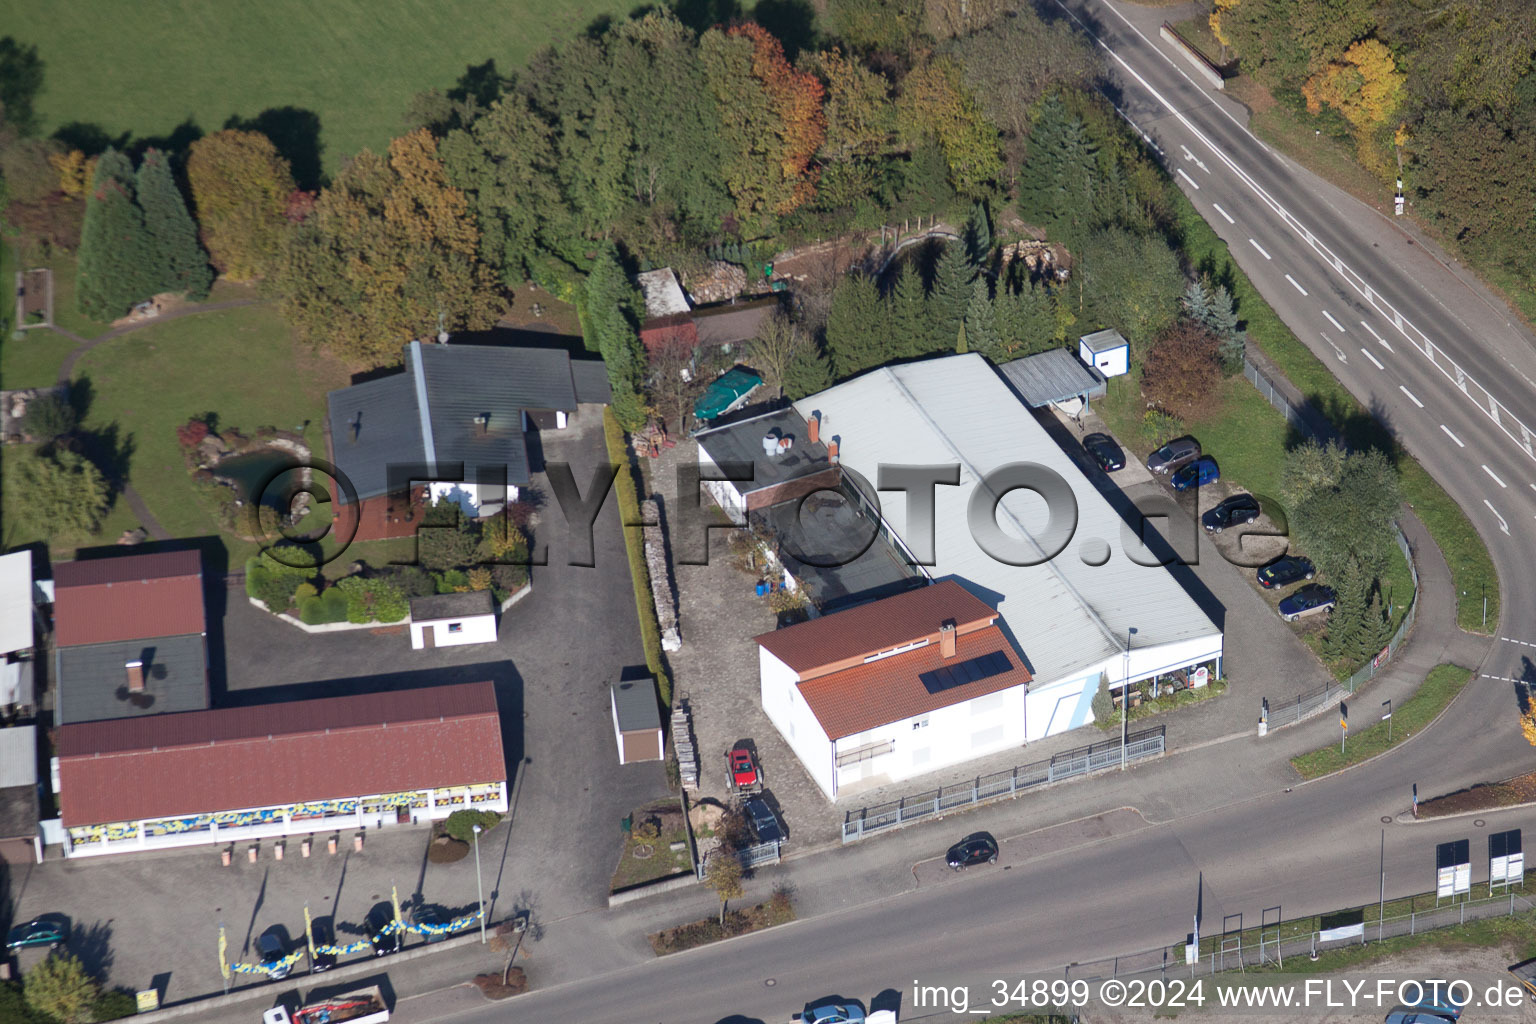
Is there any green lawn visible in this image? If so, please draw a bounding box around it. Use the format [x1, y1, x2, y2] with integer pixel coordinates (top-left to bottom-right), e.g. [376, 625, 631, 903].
[13, 0, 640, 179]
[1290, 664, 1472, 779]
[62, 303, 346, 562]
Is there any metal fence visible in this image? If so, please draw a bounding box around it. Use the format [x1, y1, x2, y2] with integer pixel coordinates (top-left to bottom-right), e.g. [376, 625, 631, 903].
[1242, 352, 1337, 442]
[696, 839, 782, 879]
[1264, 523, 1419, 730]
[841, 727, 1166, 843]
[1063, 886, 1534, 983]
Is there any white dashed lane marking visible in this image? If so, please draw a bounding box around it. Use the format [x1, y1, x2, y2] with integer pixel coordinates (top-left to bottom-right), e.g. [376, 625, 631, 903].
[1249, 238, 1271, 260]
[1322, 310, 1346, 333]
[1361, 349, 1384, 370]
[1285, 274, 1308, 295]
[1177, 168, 1200, 189]
[1441, 424, 1465, 447]
[1400, 386, 1423, 408]
[1212, 203, 1235, 224]
[1484, 465, 1507, 488]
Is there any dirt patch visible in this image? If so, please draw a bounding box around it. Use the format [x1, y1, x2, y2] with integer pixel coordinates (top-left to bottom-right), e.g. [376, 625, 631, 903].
[1226, 75, 1277, 117]
[1419, 771, 1536, 818]
[427, 835, 469, 864]
[472, 967, 528, 999]
[648, 892, 795, 955]
[499, 283, 582, 336]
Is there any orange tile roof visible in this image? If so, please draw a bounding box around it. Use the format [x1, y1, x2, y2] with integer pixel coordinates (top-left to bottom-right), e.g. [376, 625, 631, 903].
[754, 580, 997, 673]
[796, 626, 1031, 740]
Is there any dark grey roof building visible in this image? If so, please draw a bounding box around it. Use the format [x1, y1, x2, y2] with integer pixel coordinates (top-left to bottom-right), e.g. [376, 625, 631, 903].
[995, 348, 1108, 409]
[55, 634, 210, 726]
[328, 339, 609, 502]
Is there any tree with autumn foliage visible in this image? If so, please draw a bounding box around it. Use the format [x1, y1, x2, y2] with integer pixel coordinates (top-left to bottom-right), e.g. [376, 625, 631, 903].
[1140, 319, 1223, 423]
[1302, 38, 1405, 159]
[276, 128, 504, 367]
[186, 130, 298, 281]
[698, 24, 824, 224]
[895, 58, 1002, 198]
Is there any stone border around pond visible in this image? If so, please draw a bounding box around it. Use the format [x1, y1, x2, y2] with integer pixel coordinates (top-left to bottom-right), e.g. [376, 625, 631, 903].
[251, 583, 532, 634]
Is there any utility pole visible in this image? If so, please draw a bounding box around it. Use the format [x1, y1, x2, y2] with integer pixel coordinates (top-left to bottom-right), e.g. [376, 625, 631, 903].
[472, 824, 486, 943]
[1378, 830, 1386, 940]
[1121, 627, 1137, 770]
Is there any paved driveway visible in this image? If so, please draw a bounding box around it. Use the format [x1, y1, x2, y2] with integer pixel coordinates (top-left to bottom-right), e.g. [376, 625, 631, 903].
[9, 408, 667, 1003]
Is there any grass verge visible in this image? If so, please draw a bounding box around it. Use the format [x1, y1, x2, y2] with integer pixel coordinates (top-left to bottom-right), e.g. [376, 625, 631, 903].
[1420, 771, 1536, 819]
[1171, 191, 1499, 632]
[603, 407, 672, 706]
[1290, 664, 1472, 779]
[648, 893, 796, 955]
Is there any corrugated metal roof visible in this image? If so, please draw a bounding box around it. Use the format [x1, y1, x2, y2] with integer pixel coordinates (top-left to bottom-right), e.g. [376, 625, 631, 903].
[610, 679, 660, 732]
[56, 681, 504, 826]
[409, 590, 494, 621]
[52, 553, 205, 648]
[55, 633, 210, 725]
[793, 354, 1221, 684]
[1080, 328, 1129, 354]
[997, 349, 1108, 408]
[0, 551, 34, 656]
[0, 725, 36, 788]
[636, 269, 691, 318]
[755, 580, 995, 674]
[796, 626, 1030, 740]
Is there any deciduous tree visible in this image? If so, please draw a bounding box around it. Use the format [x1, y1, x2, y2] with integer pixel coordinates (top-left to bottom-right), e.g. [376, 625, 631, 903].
[277, 128, 504, 367]
[583, 245, 648, 428]
[1139, 320, 1222, 422]
[14, 449, 109, 541]
[747, 310, 813, 398]
[1075, 227, 1184, 356]
[896, 58, 1001, 198]
[705, 849, 745, 924]
[186, 129, 297, 281]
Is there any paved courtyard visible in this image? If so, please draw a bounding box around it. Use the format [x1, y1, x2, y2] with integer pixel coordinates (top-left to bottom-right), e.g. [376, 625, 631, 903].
[8, 407, 669, 1004]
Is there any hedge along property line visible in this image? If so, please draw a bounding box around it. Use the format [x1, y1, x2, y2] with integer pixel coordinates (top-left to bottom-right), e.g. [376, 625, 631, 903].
[603, 407, 672, 706]
[249, 583, 532, 634]
[1171, 194, 1500, 633]
[1289, 664, 1472, 780]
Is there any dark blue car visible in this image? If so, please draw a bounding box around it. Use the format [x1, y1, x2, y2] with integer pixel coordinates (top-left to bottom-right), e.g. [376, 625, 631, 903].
[1170, 456, 1220, 491]
[1279, 583, 1335, 622]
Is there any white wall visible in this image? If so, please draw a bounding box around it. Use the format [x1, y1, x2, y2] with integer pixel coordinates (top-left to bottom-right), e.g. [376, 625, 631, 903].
[410, 613, 498, 650]
[758, 648, 836, 799]
[831, 682, 1028, 794]
[698, 446, 748, 524]
[427, 481, 520, 519]
[1080, 340, 1129, 378]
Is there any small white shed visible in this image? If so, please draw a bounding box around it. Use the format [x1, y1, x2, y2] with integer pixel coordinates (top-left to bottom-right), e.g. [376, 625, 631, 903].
[610, 679, 663, 764]
[1078, 328, 1130, 378]
[408, 591, 497, 650]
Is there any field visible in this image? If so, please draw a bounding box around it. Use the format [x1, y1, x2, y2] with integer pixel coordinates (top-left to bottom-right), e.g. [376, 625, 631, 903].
[10, 0, 640, 179]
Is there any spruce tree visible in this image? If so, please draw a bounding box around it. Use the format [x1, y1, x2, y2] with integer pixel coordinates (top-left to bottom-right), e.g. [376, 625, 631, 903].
[888, 263, 928, 360]
[1324, 556, 1371, 661]
[783, 342, 833, 398]
[963, 201, 991, 270]
[1019, 93, 1097, 243]
[76, 149, 154, 320]
[1208, 282, 1246, 371]
[928, 242, 972, 355]
[137, 148, 213, 299]
[964, 276, 1000, 357]
[1180, 279, 1212, 325]
[825, 275, 883, 379]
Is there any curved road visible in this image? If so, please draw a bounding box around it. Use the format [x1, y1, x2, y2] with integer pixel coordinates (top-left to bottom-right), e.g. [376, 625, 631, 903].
[368, 6, 1536, 1021]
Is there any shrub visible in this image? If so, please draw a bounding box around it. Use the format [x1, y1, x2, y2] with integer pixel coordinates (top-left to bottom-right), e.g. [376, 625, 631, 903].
[244, 552, 314, 613]
[90, 988, 138, 1022]
[22, 394, 76, 441]
[444, 808, 502, 842]
[293, 582, 318, 603]
[321, 587, 350, 622]
[436, 569, 470, 593]
[385, 564, 436, 598]
[490, 563, 527, 596]
[1142, 407, 1185, 447]
[1091, 671, 1113, 724]
[175, 417, 211, 451]
[24, 951, 98, 1024]
[467, 567, 493, 591]
[335, 575, 408, 624]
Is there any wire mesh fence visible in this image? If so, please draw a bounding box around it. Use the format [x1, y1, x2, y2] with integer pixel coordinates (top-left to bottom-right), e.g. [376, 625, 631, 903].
[1063, 885, 1533, 983]
[842, 727, 1166, 842]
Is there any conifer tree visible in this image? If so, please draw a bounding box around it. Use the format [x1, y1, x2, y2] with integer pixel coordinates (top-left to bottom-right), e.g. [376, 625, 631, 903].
[927, 242, 972, 354]
[964, 275, 1000, 356]
[76, 149, 154, 320]
[783, 342, 833, 398]
[887, 263, 928, 359]
[963, 201, 991, 269]
[825, 274, 883, 378]
[137, 148, 213, 299]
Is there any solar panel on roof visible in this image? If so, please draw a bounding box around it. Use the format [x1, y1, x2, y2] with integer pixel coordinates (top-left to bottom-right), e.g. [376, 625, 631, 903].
[918, 651, 1013, 694]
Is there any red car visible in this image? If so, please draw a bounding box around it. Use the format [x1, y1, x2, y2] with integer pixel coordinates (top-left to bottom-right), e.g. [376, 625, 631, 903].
[726, 747, 759, 789]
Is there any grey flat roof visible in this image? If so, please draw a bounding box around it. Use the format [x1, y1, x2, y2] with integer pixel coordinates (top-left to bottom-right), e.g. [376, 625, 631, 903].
[571, 360, 612, 404]
[410, 590, 495, 621]
[611, 679, 660, 732]
[55, 633, 209, 726]
[696, 408, 831, 493]
[996, 348, 1108, 408]
[1080, 328, 1129, 354]
[755, 493, 922, 613]
[692, 296, 782, 347]
[0, 784, 38, 841]
[0, 725, 36, 788]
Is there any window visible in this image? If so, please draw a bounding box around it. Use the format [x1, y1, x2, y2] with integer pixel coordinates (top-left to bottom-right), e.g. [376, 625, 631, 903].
[447, 622, 463, 634]
[865, 639, 930, 664]
[912, 716, 929, 730]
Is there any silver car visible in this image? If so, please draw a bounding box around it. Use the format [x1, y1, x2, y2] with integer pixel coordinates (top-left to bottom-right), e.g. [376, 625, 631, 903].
[1146, 436, 1201, 474]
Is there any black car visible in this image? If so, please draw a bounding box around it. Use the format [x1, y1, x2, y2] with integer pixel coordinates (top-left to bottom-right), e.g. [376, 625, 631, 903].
[1256, 555, 1315, 589]
[309, 917, 337, 973]
[945, 831, 999, 870]
[365, 905, 402, 957]
[1082, 433, 1125, 472]
[743, 796, 785, 844]
[256, 930, 291, 981]
[1201, 493, 1260, 533]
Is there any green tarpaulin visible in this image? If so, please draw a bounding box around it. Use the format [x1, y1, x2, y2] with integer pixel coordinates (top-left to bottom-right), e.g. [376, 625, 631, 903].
[693, 368, 762, 420]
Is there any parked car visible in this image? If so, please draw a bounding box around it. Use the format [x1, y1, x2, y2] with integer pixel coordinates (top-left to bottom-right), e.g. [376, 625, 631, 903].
[1082, 432, 1125, 472]
[1397, 985, 1464, 1020]
[945, 831, 999, 870]
[1384, 1013, 1456, 1024]
[4, 916, 66, 952]
[1279, 583, 1336, 622]
[365, 905, 402, 957]
[1257, 555, 1315, 589]
[414, 907, 459, 944]
[1146, 436, 1201, 474]
[309, 917, 337, 973]
[257, 930, 292, 981]
[793, 1002, 866, 1024]
[726, 747, 761, 790]
[1201, 493, 1260, 533]
[743, 796, 786, 844]
[1170, 456, 1220, 491]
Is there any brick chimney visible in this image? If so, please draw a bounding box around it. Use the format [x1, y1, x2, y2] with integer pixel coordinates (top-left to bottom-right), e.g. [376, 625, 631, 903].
[939, 620, 956, 659]
[125, 660, 145, 692]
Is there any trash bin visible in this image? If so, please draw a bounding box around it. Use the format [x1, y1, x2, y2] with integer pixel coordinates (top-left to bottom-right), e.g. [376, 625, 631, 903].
[621, 814, 633, 834]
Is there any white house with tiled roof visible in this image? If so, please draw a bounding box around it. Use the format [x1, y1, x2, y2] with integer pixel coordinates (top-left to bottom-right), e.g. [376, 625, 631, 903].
[755, 581, 1033, 799]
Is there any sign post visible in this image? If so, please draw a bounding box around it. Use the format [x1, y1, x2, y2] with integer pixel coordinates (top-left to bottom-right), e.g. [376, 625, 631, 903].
[1340, 701, 1348, 755]
[1382, 699, 1393, 744]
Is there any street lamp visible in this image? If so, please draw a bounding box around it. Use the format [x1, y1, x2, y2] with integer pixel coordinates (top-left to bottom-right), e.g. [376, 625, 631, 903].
[1121, 627, 1137, 771]
[471, 824, 486, 943]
